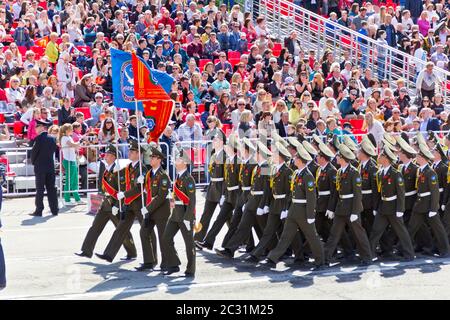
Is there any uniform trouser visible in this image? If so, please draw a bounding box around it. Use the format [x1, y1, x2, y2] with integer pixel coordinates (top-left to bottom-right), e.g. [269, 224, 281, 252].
[408, 211, 449, 256]
[268, 211, 324, 265]
[221, 202, 255, 250]
[163, 219, 196, 274]
[361, 209, 375, 237]
[225, 208, 265, 253]
[35, 171, 59, 215]
[103, 206, 142, 260]
[204, 202, 234, 246]
[194, 200, 219, 241]
[315, 211, 332, 241]
[252, 213, 283, 258]
[0, 237, 5, 287]
[325, 214, 372, 262]
[62, 159, 81, 202]
[140, 217, 168, 267]
[389, 209, 432, 252]
[81, 200, 136, 257]
[369, 214, 415, 259]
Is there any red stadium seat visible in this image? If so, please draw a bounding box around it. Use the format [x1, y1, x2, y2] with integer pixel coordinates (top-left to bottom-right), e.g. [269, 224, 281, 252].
[222, 123, 232, 136]
[190, 148, 206, 166]
[17, 46, 27, 56]
[228, 51, 240, 59]
[0, 113, 5, 124]
[229, 58, 240, 68]
[75, 107, 91, 119]
[199, 59, 211, 71]
[272, 43, 282, 57]
[31, 46, 45, 57]
[76, 46, 92, 56]
[197, 104, 205, 113]
[349, 119, 364, 130]
[0, 156, 16, 177]
[13, 121, 24, 138]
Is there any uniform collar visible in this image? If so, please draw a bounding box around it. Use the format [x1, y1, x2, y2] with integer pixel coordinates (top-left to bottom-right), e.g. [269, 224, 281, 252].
[152, 166, 160, 175]
[433, 160, 441, 167]
[340, 163, 349, 173]
[382, 165, 391, 175]
[258, 160, 267, 167]
[297, 165, 307, 175]
[105, 161, 116, 172]
[402, 160, 412, 169]
[177, 169, 187, 178]
[420, 163, 428, 172]
[320, 162, 329, 170]
[276, 162, 285, 171]
[361, 159, 369, 168]
[131, 160, 139, 168]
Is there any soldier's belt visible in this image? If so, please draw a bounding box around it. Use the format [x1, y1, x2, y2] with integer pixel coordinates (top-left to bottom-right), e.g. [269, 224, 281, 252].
[405, 190, 417, 197]
[318, 190, 331, 196]
[227, 185, 240, 191]
[251, 191, 264, 195]
[241, 186, 251, 191]
[439, 188, 444, 193]
[292, 199, 307, 203]
[418, 192, 431, 197]
[361, 189, 373, 194]
[382, 195, 397, 201]
[174, 201, 185, 205]
[211, 178, 224, 182]
[339, 194, 354, 199]
[273, 194, 286, 199]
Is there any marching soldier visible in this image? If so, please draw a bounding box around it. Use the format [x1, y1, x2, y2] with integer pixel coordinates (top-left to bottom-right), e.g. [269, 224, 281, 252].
[443, 134, 450, 239]
[344, 135, 360, 168]
[194, 131, 226, 242]
[96, 140, 147, 262]
[369, 144, 415, 261]
[137, 145, 171, 272]
[357, 137, 379, 236]
[327, 134, 341, 169]
[163, 149, 197, 276]
[302, 140, 319, 178]
[264, 143, 325, 270]
[76, 145, 137, 259]
[324, 144, 373, 265]
[430, 142, 448, 216]
[196, 134, 241, 250]
[245, 141, 293, 263]
[408, 141, 449, 257]
[313, 135, 338, 242]
[286, 137, 301, 172]
[221, 138, 257, 252]
[216, 141, 271, 259]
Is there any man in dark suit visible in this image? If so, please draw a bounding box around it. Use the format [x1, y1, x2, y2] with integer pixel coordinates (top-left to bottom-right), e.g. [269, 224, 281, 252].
[275, 112, 289, 137]
[30, 120, 59, 217]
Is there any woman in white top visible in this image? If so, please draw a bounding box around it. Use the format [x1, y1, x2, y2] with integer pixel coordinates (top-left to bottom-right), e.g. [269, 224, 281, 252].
[363, 111, 384, 146]
[318, 87, 335, 110]
[36, 10, 52, 37]
[59, 123, 84, 206]
[56, 52, 76, 99]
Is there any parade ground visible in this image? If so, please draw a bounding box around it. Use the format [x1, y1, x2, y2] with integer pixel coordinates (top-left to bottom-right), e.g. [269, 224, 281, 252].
[1, 192, 450, 300]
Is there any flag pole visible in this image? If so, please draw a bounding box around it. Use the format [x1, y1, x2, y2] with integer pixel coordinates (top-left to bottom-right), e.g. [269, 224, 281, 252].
[135, 100, 146, 209]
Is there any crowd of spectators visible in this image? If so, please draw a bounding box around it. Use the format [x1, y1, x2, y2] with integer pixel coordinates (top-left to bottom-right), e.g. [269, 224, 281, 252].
[0, 0, 448, 193]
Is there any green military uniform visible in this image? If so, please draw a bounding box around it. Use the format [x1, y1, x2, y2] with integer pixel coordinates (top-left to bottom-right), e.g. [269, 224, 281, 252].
[163, 168, 197, 275]
[101, 160, 147, 261]
[221, 145, 257, 250]
[360, 158, 379, 236]
[408, 163, 449, 256]
[400, 161, 419, 224]
[80, 158, 136, 258]
[201, 152, 241, 248]
[252, 147, 293, 259]
[324, 144, 372, 263]
[194, 148, 226, 241]
[369, 157, 415, 259]
[139, 165, 171, 269]
[267, 145, 324, 266]
[315, 162, 338, 242]
[432, 159, 448, 213]
[443, 163, 450, 239]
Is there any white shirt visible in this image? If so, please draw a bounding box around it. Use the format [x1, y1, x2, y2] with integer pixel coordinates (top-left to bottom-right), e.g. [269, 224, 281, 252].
[151, 166, 160, 176]
[382, 165, 391, 176]
[177, 169, 187, 179]
[361, 159, 369, 169]
[340, 164, 349, 174]
[61, 136, 77, 162]
[419, 163, 428, 172]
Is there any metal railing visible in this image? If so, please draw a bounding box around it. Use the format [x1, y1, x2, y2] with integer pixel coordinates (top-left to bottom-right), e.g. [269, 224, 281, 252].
[252, 0, 450, 107]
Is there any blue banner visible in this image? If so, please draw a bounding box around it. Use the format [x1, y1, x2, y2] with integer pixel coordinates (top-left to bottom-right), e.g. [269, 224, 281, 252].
[111, 48, 143, 111]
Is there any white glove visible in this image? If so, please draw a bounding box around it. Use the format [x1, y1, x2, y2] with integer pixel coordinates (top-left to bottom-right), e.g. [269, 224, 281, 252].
[396, 212, 403, 218]
[441, 205, 446, 211]
[325, 210, 334, 219]
[184, 220, 191, 231]
[373, 210, 377, 216]
[141, 207, 148, 215]
[256, 208, 265, 215]
[263, 206, 269, 214]
[112, 206, 119, 215]
[137, 175, 145, 184]
[280, 210, 288, 219]
[117, 192, 125, 200]
[429, 211, 437, 218]
[219, 195, 225, 206]
[307, 218, 315, 224]
[350, 214, 358, 222]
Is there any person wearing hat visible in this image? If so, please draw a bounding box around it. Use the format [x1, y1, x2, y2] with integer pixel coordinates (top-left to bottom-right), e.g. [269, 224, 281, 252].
[302, 140, 319, 178]
[76, 144, 137, 260]
[357, 138, 379, 237]
[344, 135, 359, 168]
[314, 141, 339, 244]
[327, 134, 341, 169]
[162, 148, 197, 277]
[408, 142, 450, 257]
[431, 142, 449, 216]
[221, 138, 258, 252]
[286, 137, 301, 171]
[194, 130, 226, 242]
[324, 144, 373, 265]
[196, 134, 241, 250]
[245, 141, 293, 263]
[216, 141, 272, 259]
[30, 119, 59, 217]
[368, 145, 415, 261]
[96, 140, 148, 263]
[264, 144, 325, 270]
[137, 146, 171, 272]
